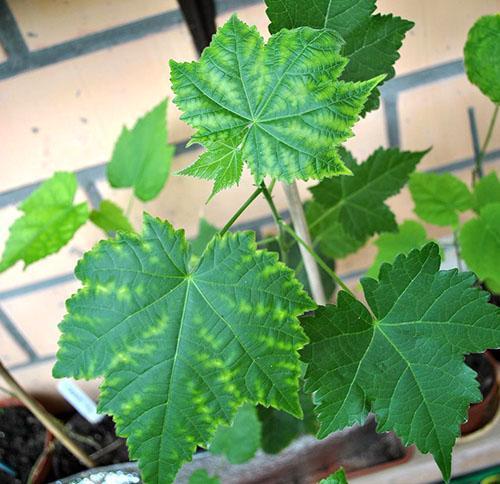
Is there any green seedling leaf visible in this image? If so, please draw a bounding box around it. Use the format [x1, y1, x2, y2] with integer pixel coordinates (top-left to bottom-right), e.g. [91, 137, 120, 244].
[89, 200, 134, 234]
[366, 220, 432, 278]
[460, 202, 500, 294]
[54, 214, 315, 483]
[464, 14, 500, 104]
[0, 172, 89, 273]
[209, 403, 261, 464]
[409, 172, 473, 227]
[171, 15, 383, 188]
[308, 148, 426, 258]
[320, 468, 348, 484]
[302, 243, 500, 481]
[189, 469, 220, 484]
[107, 99, 175, 202]
[266, 0, 414, 114]
[473, 172, 500, 212]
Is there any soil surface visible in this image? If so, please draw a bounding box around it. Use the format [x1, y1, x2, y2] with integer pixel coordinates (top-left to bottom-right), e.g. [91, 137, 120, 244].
[48, 414, 129, 480]
[0, 405, 47, 484]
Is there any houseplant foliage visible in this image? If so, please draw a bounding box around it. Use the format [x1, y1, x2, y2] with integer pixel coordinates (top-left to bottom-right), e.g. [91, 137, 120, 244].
[0, 2, 498, 484]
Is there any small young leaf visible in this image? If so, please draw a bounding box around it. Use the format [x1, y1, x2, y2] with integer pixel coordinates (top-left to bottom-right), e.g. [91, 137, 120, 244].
[409, 172, 473, 227]
[460, 202, 500, 294]
[266, 0, 414, 114]
[54, 214, 315, 483]
[320, 468, 348, 484]
[308, 148, 426, 258]
[366, 220, 432, 278]
[107, 99, 175, 201]
[89, 200, 134, 234]
[0, 172, 89, 273]
[209, 403, 261, 464]
[190, 218, 218, 258]
[302, 243, 500, 481]
[472, 172, 500, 212]
[189, 469, 220, 484]
[171, 15, 383, 186]
[464, 14, 500, 104]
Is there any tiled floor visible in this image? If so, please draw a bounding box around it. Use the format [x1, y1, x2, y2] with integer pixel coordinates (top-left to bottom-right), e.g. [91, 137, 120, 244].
[0, 0, 499, 400]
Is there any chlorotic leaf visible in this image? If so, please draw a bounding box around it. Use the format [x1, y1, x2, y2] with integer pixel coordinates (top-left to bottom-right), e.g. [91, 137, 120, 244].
[0, 172, 89, 273]
[178, 138, 243, 199]
[460, 203, 500, 293]
[366, 220, 432, 278]
[302, 243, 500, 481]
[320, 468, 348, 484]
[209, 403, 261, 464]
[171, 15, 383, 186]
[473, 172, 500, 212]
[190, 218, 218, 258]
[307, 148, 426, 258]
[107, 99, 175, 201]
[464, 14, 500, 104]
[266, 0, 413, 114]
[89, 200, 134, 234]
[189, 469, 220, 484]
[409, 172, 473, 227]
[54, 214, 315, 483]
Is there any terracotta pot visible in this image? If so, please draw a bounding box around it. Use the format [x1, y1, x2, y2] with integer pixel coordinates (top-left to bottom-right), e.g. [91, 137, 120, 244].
[0, 397, 54, 484]
[460, 353, 499, 436]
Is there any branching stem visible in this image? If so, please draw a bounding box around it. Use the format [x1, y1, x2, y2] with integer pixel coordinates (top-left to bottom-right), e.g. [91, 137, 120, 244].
[219, 186, 262, 236]
[473, 104, 499, 183]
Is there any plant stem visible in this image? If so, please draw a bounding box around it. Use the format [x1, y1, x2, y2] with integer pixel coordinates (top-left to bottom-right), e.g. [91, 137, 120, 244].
[0, 361, 96, 469]
[260, 182, 287, 262]
[281, 223, 355, 298]
[282, 182, 327, 304]
[473, 104, 499, 183]
[453, 230, 463, 272]
[219, 186, 262, 236]
[256, 235, 279, 246]
[126, 192, 135, 217]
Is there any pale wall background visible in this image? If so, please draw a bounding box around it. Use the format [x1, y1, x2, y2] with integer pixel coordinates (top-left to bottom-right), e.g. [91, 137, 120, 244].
[0, 0, 499, 402]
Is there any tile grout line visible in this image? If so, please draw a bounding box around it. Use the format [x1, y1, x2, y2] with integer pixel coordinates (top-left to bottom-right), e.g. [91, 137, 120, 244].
[0, 304, 38, 361]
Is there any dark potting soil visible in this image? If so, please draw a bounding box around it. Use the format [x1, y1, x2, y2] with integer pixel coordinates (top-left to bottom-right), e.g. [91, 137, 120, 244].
[48, 414, 129, 480]
[465, 353, 495, 399]
[0, 406, 47, 484]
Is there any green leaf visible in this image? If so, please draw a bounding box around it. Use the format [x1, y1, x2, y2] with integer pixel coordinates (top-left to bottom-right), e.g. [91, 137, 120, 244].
[366, 220, 432, 278]
[209, 403, 261, 463]
[473, 172, 500, 212]
[320, 468, 348, 484]
[266, 0, 414, 114]
[107, 99, 175, 202]
[0, 172, 89, 273]
[171, 15, 383, 186]
[307, 148, 426, 258]
[178, 138, 243, 199]
[190, 218, 218, 258]
[189, 469, 220, 484]
[460, 203, 500, 294]
[409, 172, 473, 227]
[464, 14, 500, 104]
[89, 200, 134, 234]
[54, 214, 315, 483]
[302, 243, 500, 481]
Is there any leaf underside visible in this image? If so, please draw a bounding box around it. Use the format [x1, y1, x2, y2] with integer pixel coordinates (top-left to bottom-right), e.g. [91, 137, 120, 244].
[302, 243, 500, 481]
[307, 147, 426, 258]
[54, 214, 315, 483]
[171, 15, 383, 190]
[107, 99, 175, 202]
[0, 172, 89, 273]
[265, 0, 414, 114]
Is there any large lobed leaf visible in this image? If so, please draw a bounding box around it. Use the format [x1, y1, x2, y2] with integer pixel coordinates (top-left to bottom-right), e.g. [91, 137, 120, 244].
[54, 214, 315, 483]
[0, 172, 89, 273]
[464, 14, 500, 104]
[302, 243, 500, 481]
[307, 148, 426, 258]
[171, 15, 383, 189]
[107, 99, 175, 202]
[266, 0, 414, 113]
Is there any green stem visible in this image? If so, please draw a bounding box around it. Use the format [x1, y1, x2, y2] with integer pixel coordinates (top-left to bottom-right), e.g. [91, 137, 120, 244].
[126, 192, 135, 217]
[219, 186, 262, 236]
[260, 182, 287, 261]
[281, 223, 355, 298]
[474, 104, 499, 183]
[256, 235, 279, 246]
